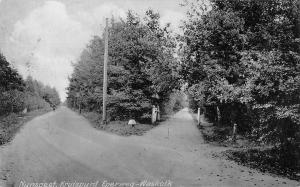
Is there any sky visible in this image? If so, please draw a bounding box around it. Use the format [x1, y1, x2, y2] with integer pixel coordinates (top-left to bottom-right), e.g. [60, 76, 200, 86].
[0, 0, 187, 101]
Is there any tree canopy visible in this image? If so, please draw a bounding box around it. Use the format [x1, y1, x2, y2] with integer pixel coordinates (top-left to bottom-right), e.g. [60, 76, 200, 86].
[0, 54, 24, 92]
[0, 53, 61, 115]
[67, 10, 180, 121]
[180, 0, 300, 146]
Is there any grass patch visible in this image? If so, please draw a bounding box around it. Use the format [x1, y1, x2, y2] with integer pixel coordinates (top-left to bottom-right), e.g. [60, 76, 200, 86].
[194, 111, 300, 181]
[203, 125, 300, 181]
[201, 126, 230, 144]
[0, 109, 51, 145]
[190, 111, 238, 147]
[190, 111, 300, 181]
[81, 111, 156, 136]
[222, 148, 300, 181]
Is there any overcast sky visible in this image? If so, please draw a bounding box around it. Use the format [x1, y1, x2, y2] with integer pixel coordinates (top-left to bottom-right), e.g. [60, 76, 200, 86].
[0, 0, 187, 100]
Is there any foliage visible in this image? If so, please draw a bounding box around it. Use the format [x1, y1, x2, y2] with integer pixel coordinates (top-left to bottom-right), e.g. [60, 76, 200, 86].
[180, 0, 300, 149]
[0, 54, 24, 92]
[23, 92, 51, 112]
[161, 90, 187, 115]
[224, 147, 300, 181]
[0, 109, 50, 145]
[0, 53, 60, 116]
[82, 111, 155, 136]
[25, 76, 60, 109]
[67, 10, 180, 122]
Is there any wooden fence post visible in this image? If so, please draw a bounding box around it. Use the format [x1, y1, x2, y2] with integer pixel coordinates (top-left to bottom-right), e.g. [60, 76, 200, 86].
[217, 106, 221, 126]
[79, 102, 81, 114]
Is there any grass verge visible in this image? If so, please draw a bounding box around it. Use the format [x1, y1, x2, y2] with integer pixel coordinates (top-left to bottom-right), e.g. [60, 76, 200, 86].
[81, 111, 156, 136]
[222, 148, 300, 181]
[190, 111, 300, 181]
[0, 109, 50, 145]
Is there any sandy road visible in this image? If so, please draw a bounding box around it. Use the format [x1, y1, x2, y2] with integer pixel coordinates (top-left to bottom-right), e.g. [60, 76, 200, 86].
[0, 107, 299, 187]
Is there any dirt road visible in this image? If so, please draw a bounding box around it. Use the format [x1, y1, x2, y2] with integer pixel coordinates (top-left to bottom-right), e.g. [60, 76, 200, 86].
[0, 107, 299, 187]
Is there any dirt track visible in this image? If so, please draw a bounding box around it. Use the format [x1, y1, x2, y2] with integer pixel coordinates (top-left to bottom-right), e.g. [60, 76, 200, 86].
[0, 107, 299, 187]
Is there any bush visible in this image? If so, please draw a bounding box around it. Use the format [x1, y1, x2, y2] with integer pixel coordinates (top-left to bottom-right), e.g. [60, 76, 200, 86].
[0, 90, 52, 116]
[0, 113, 19, 144]
[0, 90, 25, 115]
[224, 147, 300, 181]
[24, 92, 51, 112]
[187, 93, 199, 113]
[162, 91, 186, 115]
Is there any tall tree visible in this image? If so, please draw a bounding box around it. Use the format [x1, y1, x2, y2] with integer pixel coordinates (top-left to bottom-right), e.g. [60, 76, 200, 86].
[67, 10, 180, 121]
[0, 53, 24, 92]
[181, 0, 300, 149]
[0, 53, 60, 115]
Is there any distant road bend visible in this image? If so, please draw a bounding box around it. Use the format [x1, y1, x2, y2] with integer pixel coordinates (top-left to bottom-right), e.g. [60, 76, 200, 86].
[0, 107, 299, 187]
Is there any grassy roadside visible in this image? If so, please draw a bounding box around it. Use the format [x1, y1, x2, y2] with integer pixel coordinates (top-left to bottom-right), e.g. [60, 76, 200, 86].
[69, 91, 186, 137]
[80, 111, 156, 136]
[190, 111, 300, 181]
[221, 148, 300, 181]
[75, 108, 179, 137]
[0, 109, 51, 145]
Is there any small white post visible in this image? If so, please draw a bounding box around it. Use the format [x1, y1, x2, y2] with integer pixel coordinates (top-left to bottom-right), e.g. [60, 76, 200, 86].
[157, 105, 160, 121]
[232, 123, 237, 142]
[152, 105, 157, 124]
[197, 108, 201, 125]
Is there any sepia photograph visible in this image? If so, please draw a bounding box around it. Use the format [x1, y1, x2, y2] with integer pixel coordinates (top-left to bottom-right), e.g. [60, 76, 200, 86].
[0, 0, 299, 186]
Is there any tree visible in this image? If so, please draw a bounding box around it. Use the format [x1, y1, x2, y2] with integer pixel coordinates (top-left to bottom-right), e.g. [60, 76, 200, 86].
[0, 53, 25, 115]
[0, 53, 24, 92]
[67, 10, 180, 121]
[181, 0, 300, 152]
[0, 53, 60, 115]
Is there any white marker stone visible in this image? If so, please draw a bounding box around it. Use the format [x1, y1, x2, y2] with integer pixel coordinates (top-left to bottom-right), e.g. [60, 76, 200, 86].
[128, 119, 137, 127]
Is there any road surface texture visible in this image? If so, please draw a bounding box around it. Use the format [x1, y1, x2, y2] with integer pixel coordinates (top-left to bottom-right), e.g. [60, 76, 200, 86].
[0, 107, 299, 187]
